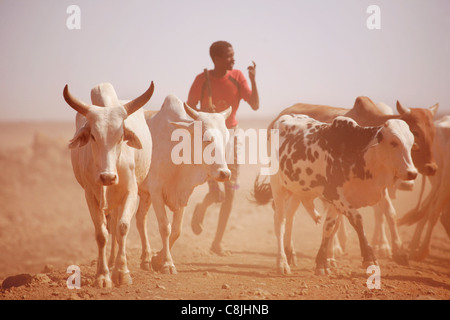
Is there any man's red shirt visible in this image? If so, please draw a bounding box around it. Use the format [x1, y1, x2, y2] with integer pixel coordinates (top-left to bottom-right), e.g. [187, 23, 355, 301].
[187, 69, 252, 128]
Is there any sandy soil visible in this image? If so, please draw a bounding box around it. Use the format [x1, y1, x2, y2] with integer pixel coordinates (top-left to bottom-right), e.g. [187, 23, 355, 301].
[0, 117, 449, 301]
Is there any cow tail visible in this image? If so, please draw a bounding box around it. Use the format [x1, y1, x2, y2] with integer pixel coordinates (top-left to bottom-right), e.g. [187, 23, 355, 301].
[249, 174, 273, 206]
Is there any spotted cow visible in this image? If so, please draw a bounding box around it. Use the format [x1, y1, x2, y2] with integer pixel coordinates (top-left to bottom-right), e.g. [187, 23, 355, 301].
[253, 114, 417, 275]
[268, 97, 438, 263]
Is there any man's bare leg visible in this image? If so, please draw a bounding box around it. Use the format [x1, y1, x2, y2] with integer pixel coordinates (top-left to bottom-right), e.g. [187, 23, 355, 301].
[191, 180, 224, 235]
[210, 185, 235, 255]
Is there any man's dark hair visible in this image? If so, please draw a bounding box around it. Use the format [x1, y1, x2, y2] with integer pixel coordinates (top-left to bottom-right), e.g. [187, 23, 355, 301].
[209, 41, 232, 59]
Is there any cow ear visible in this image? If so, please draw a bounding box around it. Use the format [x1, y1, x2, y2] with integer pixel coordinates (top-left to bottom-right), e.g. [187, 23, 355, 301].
[429, 103, 439, 117]
[124, 125, 142, 149]
[169, 121, 195, 134]
[69, 122, 91, 149]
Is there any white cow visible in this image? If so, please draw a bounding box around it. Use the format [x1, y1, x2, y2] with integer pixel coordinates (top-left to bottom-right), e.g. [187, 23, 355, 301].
[144, 95, 231, 274]
[399, 115, 450, 259]
[253, 115, 417, 275]
[64, 82, 154, 287]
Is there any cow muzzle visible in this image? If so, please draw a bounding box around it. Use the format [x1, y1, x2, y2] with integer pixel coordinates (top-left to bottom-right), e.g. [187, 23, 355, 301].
[424, 162, 438, 176]
[98, 172, 118, 186]
[404, 169, 418, 181]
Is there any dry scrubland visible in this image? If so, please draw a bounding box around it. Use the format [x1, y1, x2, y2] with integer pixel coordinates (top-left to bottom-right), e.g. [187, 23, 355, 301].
[0, 117, 449, 300]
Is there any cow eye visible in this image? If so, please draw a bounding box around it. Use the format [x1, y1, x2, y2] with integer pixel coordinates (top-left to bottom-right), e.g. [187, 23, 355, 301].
[390, 141, 399, 148]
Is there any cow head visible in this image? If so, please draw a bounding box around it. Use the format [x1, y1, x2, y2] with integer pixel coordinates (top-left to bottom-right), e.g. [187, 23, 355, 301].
[170, 103, 232, 182]
[377, 119, 418, 181]
[64, 82, 154, 186]
[397, 101, 439, 176]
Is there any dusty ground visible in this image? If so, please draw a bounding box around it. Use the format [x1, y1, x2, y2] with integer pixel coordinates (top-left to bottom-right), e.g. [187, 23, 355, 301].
[0, 117, 449, 301]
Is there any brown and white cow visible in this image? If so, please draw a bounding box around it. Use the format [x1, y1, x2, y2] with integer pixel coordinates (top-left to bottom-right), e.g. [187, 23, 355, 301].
[143, 94, 232, 274]
[253, 114, 417, 275]
[268, 96, 438, 262]
[399, 115, 450, 260]
[65, 82, 154, 287]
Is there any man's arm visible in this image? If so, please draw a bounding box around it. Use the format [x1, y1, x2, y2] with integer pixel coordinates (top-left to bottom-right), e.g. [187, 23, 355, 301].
[247, 61, 259, 111]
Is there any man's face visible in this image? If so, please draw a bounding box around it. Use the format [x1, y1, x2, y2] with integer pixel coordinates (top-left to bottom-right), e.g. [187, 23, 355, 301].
[214, 46, 235, 70]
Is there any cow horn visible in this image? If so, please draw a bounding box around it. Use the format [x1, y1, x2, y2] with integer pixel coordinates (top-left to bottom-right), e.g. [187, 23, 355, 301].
[184, 102, 199, 120]
[63, 85, 90, 116]
[123, 81, 155, 116]
[429, 103, 439, 117]
[220, 106, 233, 120]
[396, 100, 411, 115]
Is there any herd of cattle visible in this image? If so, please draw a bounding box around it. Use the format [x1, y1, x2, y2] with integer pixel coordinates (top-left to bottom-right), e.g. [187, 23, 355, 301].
[63, 82, 449, 287]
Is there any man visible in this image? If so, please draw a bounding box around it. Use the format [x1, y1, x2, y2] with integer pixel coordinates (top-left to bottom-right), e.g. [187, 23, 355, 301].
[187, 40, 259, 255]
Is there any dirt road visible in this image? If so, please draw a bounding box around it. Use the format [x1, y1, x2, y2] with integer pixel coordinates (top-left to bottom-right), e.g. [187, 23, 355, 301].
[0, 119, 449, 300]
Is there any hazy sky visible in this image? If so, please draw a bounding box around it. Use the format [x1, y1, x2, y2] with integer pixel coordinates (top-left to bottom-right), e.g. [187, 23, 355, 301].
[0, 0, 449, 121]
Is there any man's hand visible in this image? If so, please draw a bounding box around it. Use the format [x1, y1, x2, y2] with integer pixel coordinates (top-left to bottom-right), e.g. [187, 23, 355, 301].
[248, 61, 256, 82]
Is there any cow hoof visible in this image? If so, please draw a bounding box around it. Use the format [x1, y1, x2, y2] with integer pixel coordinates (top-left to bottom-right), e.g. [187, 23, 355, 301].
[277, 262, 291, 275]
[392, 251, 409, 266]
[315, 267, 331, 276]
[375, 244, 392, 258]
[410, 248, 429, 261]
[112, 271, 132, 286]
[140, 260, 152, 271]
[328, 258, 338, 268]
[210, 243, 231, 256]
[96, 275, 113, 288]
[191, 204, 205, 235]
[151, 253, 164, 272]
[285, 247, 297, 267]
[161, 265, 177, 275]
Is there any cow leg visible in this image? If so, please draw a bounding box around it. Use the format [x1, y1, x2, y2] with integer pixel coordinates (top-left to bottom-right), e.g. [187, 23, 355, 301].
[323, 201, 345, 257]
[191, 181, 220, 235]
[412, 212, 438, 261]
[315, 205, 339, 275]
[85, 191, 112, 288]
[210, 185, 235, 256]
[408, 209, 428, 252]
[336, 214, 347, 255]
[151, 193, 177, 274]
[169, 207, 185, 249]
[413, 196, 447, 261]
[344, 208, 377, 268]
[271, 177, 290, 275]
[284, 196, 301, 267]
[379, 189, 408, 265]
[108, 211, 118, 269]
[136, 190, 152, 271]
[111, 189, 138, 286]
[372, 203, 392, 258]
[326, 206, 342, 268]
[440, 201, 450, 240]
